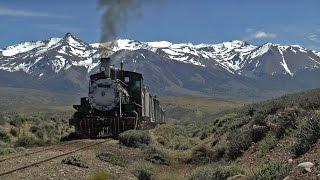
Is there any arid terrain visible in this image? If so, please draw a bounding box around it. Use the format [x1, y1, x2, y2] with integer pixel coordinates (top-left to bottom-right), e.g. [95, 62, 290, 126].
[1, 88, 320, 179]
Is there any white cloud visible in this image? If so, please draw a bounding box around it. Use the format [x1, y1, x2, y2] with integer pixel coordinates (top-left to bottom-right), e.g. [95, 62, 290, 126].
[251, 31, 277, 39]
[39, 24, 86, 33]
[0, 6, 69, 18]
[244, 29, 277, 40]
[306, 33, 319, 42]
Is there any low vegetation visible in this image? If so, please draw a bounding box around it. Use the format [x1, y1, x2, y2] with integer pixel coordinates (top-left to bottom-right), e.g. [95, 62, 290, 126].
[119, 130, 151, 148]
[248, 162, 290, 180]
[97, 151, 128, 167]
[130, 161, 156, 180]
[87, 170, 113, 180]
[142, 144, 170, 165]
[62, 155, 88, 168]
[0, 112, 73, 154]
[291, 111, 320, 156]
[186, 165, 243, 180]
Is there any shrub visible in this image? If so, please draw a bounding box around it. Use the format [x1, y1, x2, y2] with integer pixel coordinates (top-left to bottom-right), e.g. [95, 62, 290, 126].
[142, 145, 170, 165]
[15, 136, 39, 147]
[0, 147, 16, 155]
[10, 127, 18, 137]
[29, 126, 40, 133]
[119, 130, 150, 148]
[258, 133, 278, 156]
[190, 144, 211, 163]
[168, 136, 193, 150]
[251, 125, 268, 143]
[226, 129, 253, 160]
[62, 155, 88, 168]
[292, 111, 320, 156]
[97, 152, 128, 167]
[0, 127, 10, 143]
[187, 165, 243, 180]
[249, 162, 289, 180]
[0, 113, 6, 125]
[272, 108, 298, 138]
[132, 162, 156, 180]
[229, 118, 250, 130]
[252, 112, 267, 126]
[88, 170, 113, 180]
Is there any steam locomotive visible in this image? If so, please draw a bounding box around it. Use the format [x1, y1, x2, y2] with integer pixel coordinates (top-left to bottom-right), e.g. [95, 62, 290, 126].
[69, 57, 165, 137]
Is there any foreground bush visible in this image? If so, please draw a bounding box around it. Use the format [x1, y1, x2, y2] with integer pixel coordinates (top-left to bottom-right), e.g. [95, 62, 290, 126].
[131, 161, 156, 180]
[142, 145, 170, 165]
[0, 127, 10, 143]
[0, 147, 16, 155]
[15, 136, 42, 147]
[258, 133, 278, 156]
[119, 130, 150, 148]
[226, 129, 253, 160]
[62, 155, 88, 168]
[88, 170, 113, 180]
[292, 111, 320, 156]
[97, 151, 128, 167]
[187, 165, 243, 180]
[249, 162, 289, 180]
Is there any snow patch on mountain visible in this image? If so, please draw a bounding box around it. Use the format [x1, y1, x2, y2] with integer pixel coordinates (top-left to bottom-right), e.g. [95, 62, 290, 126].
[278, 47, 293, 76]
[1, 41, 45, 56]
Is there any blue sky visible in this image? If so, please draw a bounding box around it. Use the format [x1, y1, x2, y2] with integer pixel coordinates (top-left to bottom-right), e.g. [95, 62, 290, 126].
[0, 0, 319, 50]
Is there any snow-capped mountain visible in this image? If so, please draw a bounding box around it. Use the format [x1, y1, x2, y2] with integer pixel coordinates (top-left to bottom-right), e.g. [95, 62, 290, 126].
[1, 33, 320, 98]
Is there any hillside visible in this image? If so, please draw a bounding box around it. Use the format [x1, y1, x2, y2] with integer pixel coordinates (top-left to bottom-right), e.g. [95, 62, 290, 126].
[0, 87, 80, 113]
[1, 88, 320, 178]
[148, 88, 320, 179]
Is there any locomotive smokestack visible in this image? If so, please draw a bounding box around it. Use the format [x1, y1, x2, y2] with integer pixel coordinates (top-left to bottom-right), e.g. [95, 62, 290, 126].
[100, 57, 110, 77]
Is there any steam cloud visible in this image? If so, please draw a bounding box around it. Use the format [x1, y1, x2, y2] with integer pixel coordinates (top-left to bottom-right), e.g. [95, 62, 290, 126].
[98, 0, 145, 42]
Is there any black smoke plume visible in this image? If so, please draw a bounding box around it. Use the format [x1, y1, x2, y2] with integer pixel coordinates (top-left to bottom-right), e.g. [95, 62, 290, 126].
[98, 0, 145, 42]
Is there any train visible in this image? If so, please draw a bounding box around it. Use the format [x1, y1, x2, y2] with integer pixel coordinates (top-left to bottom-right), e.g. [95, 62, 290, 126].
[69, 57, 165, 137]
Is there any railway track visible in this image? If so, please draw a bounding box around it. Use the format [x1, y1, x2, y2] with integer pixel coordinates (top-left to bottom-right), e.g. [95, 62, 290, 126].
[0, 140, 79, 162]
[0, 139, 110, 177]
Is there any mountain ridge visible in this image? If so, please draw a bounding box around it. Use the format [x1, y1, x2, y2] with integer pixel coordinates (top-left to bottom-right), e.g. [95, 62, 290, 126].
[0, 33, 320, 99]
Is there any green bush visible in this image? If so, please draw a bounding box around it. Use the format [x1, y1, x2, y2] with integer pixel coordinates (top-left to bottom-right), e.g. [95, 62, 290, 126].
[88, 170, 113, 180]
[0, 127, 10, 143]
[273, 108, 298, 138]
[258, 133, 278, 156]
[187, 165, 243, 180]
[0, 113, 6, 125]
[15, 136, 40, 147]
[97, 151, 128, 167]
[10, 127, 18, 137]
[132, 162, 156, 180]
[62, 155, 88, 168]
[249, 162, 289, 180]
[226, 129, 253, 160]
[0, 147, 16, 155]
[190, 144, 211, 163]
[292, 111, 320, 156]
[119, 130, 150, 148]
[142, 145, 170, 165]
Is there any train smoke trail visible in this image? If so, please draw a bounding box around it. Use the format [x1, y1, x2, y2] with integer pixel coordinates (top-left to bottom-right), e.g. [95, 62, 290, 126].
[98, 0, 146, 42]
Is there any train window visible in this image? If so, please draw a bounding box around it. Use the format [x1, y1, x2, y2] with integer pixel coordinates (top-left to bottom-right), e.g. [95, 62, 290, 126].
[133, 80, 141, 91]
[124, 77, 130, 83]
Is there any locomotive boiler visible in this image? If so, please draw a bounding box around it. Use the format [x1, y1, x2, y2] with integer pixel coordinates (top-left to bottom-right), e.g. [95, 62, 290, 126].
[69, 57, 165, 137]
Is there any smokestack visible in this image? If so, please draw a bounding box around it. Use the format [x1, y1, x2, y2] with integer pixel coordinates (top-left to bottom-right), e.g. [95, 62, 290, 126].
[100, 57, 110, 77]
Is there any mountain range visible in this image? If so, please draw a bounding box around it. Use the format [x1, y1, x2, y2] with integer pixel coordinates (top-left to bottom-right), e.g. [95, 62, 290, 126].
[1, 33, 320, 99]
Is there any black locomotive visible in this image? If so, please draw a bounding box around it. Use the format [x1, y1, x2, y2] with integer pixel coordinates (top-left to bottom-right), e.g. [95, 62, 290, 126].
[69, 57, 165, 137]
